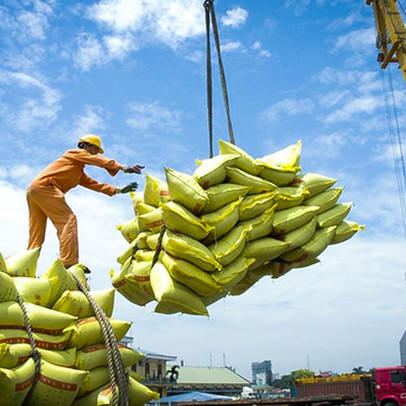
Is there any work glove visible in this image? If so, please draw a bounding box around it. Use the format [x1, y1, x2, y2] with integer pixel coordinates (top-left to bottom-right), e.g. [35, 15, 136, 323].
[119, 182, 138, 194]
[123, 164, 145, 174]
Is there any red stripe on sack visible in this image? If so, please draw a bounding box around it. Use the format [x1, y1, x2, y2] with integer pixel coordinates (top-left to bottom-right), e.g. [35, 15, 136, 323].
[36, 340, 68, 350]
[193, 204, 202, 214]
[82, 344, 106, 354]
[113, 280, 126, 288]
[32, 327, 64, 335]
[17, 356, 30, 364]
[148, 220, 165, 228]
[160, 190, 170, 196]
[15, 375, 35, 392]
[0, 325, 26, 331]
[39, 374, 77, 391]
[290, 253, 308, 264]
[129, 275, 150, 282]
[0, 337, 30, 345]
[77, 317, 97, 326]
[203, 181, 210, 189]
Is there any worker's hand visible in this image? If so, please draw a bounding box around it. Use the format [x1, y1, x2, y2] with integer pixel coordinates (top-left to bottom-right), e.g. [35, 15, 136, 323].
[122, 164, 145, 174]
[120, 182, 138, 194]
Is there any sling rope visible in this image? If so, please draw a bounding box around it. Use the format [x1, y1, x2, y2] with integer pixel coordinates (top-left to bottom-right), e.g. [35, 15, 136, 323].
[151, 224, 167, 270]
[72, 274, 129, 406]
[17, 293, 41, 406]
[204, 0, 235, 158]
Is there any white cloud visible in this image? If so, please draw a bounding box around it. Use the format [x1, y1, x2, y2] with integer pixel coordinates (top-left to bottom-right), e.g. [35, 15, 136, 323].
[324, 94, 382, 123]
[252, 41, 271, 58]
[87, 0, 204, 48]
[0, 70, 61, 132]
[221, 7, 248, 28]
[72, 105, 109, 141]
[332, 28, 375, 54]
[261, 98, 315, 122]
[126, 101, 182, 132]
[74, 33, 105, 72]
[221, 41, 243, 53]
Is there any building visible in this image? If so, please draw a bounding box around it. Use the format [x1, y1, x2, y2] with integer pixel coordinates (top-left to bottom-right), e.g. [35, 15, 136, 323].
[400, 330, 406, 366]
[131, 348, 177, 398]
[167, 365, 251, 397]
[252, 360, 272, 386]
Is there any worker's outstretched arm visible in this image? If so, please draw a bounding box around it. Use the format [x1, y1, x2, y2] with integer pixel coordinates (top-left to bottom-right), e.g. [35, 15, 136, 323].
[121, 164, 145, 174]
[115, 182, 138, 194]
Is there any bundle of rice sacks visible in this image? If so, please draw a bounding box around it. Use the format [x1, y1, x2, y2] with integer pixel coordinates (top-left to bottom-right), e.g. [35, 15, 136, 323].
[113, 139, 364, 316]
[0, 249, 158, 406]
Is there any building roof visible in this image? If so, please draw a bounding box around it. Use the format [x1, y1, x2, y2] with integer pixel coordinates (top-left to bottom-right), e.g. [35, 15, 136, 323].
[171, 366, 250, 385]
[137, 348, 177, 362]
[157, 391, 234, 403]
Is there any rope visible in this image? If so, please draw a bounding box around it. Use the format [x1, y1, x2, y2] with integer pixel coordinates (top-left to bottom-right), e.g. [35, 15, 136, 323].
[17, 293, 41, 406]
[151, 224, 166, 270]
[204, 0, 214, 158]
[203, 0, 236, 156]
[72, 274, 129, 406]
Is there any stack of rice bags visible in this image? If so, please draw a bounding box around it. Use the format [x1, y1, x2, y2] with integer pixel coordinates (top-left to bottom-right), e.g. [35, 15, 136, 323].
[0, 249, 159, 406]
[112, 140, 364, 316]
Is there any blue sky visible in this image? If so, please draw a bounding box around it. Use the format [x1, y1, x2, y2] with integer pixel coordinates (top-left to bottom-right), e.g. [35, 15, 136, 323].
[1, 0, 406, 380]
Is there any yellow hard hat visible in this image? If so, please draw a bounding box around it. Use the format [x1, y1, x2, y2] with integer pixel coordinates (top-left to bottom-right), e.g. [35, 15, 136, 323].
[79, 134, 104, 154]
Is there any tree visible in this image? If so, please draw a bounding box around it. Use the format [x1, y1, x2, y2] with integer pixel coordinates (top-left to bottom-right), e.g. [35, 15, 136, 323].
[273, 369, 315, 389]
[352, 367, 367, 374]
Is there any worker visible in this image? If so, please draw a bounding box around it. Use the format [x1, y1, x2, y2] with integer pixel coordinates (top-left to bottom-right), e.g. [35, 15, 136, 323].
[26, 134, 144, 270]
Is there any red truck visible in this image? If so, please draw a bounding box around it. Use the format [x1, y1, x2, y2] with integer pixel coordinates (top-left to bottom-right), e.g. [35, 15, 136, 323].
[294, 366, 406, 406]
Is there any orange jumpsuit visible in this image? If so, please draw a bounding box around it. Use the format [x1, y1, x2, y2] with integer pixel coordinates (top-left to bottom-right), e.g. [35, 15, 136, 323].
[27, 149, 122, 266]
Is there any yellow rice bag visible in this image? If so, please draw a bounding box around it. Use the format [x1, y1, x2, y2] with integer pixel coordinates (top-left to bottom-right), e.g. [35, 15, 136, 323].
[110, 259, 153, 307]
[257, 163, 298, 186]
[201, 183, 251, 214]
[0, 329, 71, 351]
[137, 207, 164, 233]
[65, 317, 131, 349]
[76, 343, 144, 370]
[0, 251, 7, 272]
[134, 201, 156, 216]
[28, 359, 87, 405]
[317, 202, 352, 228]
[160, 252, 221, 297]
[165, 167, 208, 214]
[4, 248, 40, 277]
[162, 201, 213, 240]
[77, 366, 110, 397]
[258, 140, 302, 169]
[242, 237, 290, 262]
[13, 276, 58, 307]
[201, 290, 229, 306]
[218, 139, 262, 175]
[0, 343, 32, 369]
[151, 262, 209, 316]
[0, 358, 34, 406]
[208, 225, 251, 266]
[52, 289, 115, 318]
[124, 260, 155, 304]
[39, 347, 77, 368]
[239, 191, 277, 220]
[116, 238, 138, 265]
[72, 376, 159, 406]
[277, 217, 317, 250]
[194, 153, 239, 188]
[134, 231, 153, 250]
[273, 205, 319, 235]
[134, 250, 155, 262]
[40, 258, 77, 307]
[143, 174, 170, 207]
[67, 264, 90, 290]
[274, 186, 309, 210]
[116, 217, 141, 243]
[211, 256, 255, 290]
[130, 190, 146, 215]
[303, 187, 344, 214]
[281, 226, 336, 264]
[293, 172, 337, 197]
[331, 220, 365, 244]
[238, 204, 276, 241]
[226, 167, 277, 194]
[162, 230, 222, 272]
[146, 233, 160, 250]
[201, 198, 242, 244]
[0, 272, 18, 302]
[0, 301, 77, 334]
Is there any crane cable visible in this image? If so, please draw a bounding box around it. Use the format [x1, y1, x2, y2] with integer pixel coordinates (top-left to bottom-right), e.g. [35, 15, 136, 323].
[380, 67, 406, 239]
[375, 0, 406, 238]
[203, 0, 236, 158]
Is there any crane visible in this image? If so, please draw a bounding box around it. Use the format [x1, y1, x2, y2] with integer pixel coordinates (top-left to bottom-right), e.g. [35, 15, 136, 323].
[366, 0, 406, 83]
